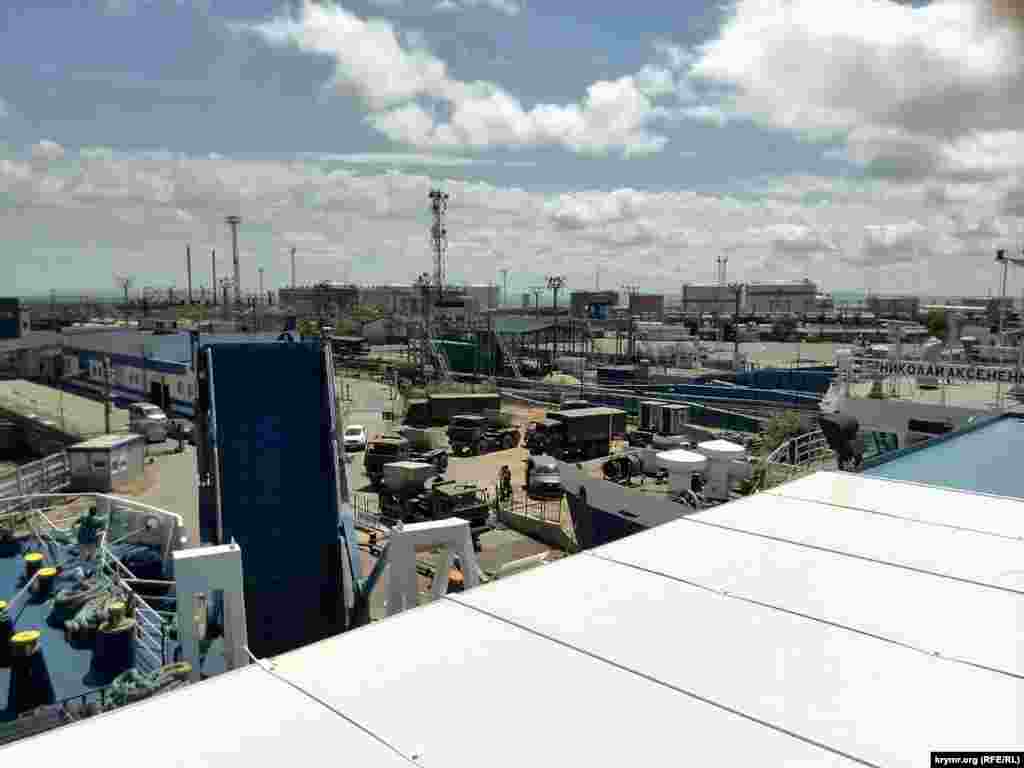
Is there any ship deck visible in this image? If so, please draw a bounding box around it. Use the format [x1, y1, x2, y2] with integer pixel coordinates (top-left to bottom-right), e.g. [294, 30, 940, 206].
[8, 469, 1021, 765]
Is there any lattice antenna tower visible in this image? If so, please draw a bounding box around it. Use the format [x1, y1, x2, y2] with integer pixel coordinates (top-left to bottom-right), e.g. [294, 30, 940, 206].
[429, 188, 449, 301]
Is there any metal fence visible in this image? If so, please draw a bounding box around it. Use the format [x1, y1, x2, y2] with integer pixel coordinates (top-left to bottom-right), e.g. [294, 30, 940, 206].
[352, 492, 384, 530]
[498, 490, 567, 526]
[0, 452, 71, 505]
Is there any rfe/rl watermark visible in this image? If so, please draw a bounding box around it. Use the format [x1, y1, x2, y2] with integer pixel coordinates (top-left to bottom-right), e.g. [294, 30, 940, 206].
[932, 752, 1024, 766]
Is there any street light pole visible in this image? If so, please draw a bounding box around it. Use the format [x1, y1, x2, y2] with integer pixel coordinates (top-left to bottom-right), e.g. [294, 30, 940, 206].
[547, 275, 565, 361]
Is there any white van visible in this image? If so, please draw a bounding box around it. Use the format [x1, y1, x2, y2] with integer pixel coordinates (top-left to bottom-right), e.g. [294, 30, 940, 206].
[129, 402, 169, 443]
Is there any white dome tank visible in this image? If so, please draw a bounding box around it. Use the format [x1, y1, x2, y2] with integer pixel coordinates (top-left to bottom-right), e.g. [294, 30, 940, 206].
[656, 449, 708, 494]
[697, 439, 745, 461]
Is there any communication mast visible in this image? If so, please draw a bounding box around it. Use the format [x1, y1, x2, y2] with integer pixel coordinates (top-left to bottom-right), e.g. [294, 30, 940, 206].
[429, 189, 449, 302]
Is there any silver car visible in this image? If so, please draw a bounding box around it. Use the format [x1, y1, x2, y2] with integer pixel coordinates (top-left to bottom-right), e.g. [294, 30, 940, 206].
[129, 402, 169, 442]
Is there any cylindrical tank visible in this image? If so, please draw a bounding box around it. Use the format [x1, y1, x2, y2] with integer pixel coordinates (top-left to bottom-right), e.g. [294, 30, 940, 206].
[697, 439, 746, 501]
[656, 449, 708, 494]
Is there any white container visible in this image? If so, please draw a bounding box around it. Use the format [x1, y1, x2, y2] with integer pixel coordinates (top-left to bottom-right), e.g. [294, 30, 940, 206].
[382, 461, 437, 493]
[656, 449, 708, 494]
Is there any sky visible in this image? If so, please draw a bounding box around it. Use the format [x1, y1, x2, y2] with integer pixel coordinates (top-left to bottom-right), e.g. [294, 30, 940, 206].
[3, 0, 1024, 299]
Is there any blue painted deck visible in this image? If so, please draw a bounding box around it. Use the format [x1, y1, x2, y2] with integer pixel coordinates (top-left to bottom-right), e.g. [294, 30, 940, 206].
[863, 415, 1024, 499]
[1, 542, 100, 720]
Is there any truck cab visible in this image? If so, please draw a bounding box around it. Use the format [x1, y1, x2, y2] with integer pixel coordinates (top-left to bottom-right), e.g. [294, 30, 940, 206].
[448, 415, 488, 454]
[365, 433, 448, 486]
[364, 435, 409, 485]
[427, 480, 492, 537]
[524, 418, 560, 454]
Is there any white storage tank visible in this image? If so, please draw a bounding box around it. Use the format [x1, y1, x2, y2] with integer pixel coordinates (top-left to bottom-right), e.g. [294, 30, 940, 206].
[656, 449, 708, 494]
[696, 439, 746, 501]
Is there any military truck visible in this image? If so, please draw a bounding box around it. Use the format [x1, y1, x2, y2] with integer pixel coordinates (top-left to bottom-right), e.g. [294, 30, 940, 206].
[377, 461, 491, 549]
[447, 411, 520, 456]
[405, 393, 503, 426]
[363, 434, 448, 487]
[524, 406, 626, 461]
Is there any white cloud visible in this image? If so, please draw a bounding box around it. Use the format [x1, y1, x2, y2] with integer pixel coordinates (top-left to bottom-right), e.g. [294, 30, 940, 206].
[433, 0, 459, 9]
[680, 104, 730, 127]
[689, 0, 1024, 186]
[314, 151, 479, 166]
[251, 2, 670, 157]
[369, 0, 404, 6]
[459, 0, 522, 16]
[0, 145, 1015, 295]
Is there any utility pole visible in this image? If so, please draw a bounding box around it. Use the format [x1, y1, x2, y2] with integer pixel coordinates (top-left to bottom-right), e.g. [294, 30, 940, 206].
[290, 247, 297, 289]
[226, 215, 242, 307]
[530, 287, 543, 320]
[623, 285, 639, 362]
[103, 353, 112, 434]
[547, 275, 565, 360]
[258, 267, 265, 304]
[500, 268, 509, 307]
[211, 249, 218, 306]
[730, 283, 743, 369]
[186, 244, 193, 304]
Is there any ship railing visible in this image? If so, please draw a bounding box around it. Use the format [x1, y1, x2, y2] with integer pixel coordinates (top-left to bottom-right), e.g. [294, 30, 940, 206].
[0, 452, 71, 508]
[1, 493, 182, 670]
[763, 429, 835, 486]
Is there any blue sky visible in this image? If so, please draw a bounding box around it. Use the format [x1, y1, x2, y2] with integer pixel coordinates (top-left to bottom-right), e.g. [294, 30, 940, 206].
[3, 0, 1024, 299]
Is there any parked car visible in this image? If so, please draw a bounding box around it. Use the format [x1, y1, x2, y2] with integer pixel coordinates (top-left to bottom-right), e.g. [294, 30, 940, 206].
[343, 424, 368, 452]
[128, 402, 169, 443]
[525, 454, 563, 498]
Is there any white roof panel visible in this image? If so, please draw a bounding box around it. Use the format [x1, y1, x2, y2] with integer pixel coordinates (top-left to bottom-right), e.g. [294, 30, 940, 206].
[271, 599, 861, 767]
[694, 493, 1024, 593]
[453, 555, 1024, 767]
[594, 513, 1024, 677]
[0, 666, 412, 766]
[769, 471, 1024, 540]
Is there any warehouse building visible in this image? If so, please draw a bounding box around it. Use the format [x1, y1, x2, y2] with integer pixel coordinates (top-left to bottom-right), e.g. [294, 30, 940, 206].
[681, 280, 818, 315]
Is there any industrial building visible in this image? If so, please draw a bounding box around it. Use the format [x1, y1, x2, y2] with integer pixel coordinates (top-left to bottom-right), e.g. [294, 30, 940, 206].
[681, 280, 818, 316]
[866, 295, 921, 319]
[570, 291, 620, 320]
[0, 298, 31, 339]
[628, 293, 665, 321]
[278, 283, 359, 317]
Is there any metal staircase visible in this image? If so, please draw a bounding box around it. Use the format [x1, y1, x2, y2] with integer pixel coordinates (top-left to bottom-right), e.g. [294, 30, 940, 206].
[429, 338, 453, 382]
[494, 333, 522, 379]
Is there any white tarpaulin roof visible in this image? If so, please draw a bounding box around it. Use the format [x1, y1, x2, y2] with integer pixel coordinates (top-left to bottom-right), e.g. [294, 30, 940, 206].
[3, 470, 1022, 765]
